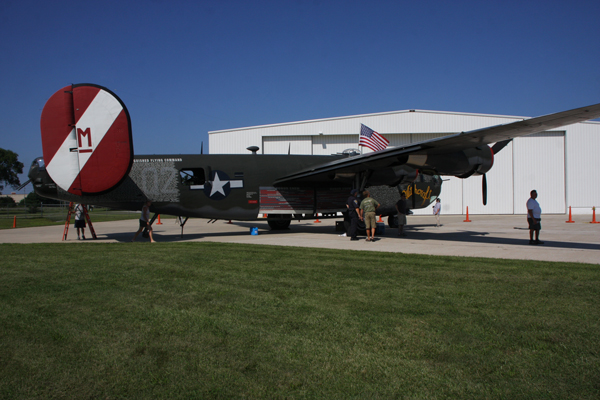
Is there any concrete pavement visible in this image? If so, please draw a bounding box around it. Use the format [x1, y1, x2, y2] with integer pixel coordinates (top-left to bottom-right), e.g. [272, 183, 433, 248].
[1, 214, 599, 264]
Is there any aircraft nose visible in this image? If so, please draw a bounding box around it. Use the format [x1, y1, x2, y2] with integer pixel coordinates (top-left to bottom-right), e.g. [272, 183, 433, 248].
[28, 157, 45, 182]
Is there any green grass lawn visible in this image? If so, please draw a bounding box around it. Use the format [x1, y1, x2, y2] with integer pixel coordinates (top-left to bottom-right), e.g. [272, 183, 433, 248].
[1, 243, 598, 399]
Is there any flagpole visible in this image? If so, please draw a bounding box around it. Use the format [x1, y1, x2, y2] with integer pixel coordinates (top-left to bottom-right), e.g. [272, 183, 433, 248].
[359, 123, 363, 155]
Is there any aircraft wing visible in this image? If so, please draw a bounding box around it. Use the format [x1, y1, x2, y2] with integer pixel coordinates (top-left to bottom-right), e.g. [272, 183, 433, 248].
[273, 102, 600, 185]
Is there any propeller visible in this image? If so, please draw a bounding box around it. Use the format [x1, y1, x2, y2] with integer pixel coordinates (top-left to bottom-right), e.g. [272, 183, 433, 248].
[480, 140, 510, 205]
[482, 174, 487, 206]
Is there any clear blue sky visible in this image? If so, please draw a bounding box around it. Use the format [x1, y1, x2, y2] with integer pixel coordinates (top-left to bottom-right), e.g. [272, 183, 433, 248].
[1, 0, 599, 192]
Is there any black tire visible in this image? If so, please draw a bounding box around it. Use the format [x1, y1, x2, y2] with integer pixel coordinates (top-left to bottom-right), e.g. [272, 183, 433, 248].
[268, 219, 291, 230]
[388, 215, 398, 228]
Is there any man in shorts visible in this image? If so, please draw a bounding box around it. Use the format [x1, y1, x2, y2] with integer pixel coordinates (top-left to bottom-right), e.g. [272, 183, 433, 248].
[360, 190, 380, 242]
[132, 200, 156, 242]
[526, 190, 543, 245]
[74, 203, 86, 240]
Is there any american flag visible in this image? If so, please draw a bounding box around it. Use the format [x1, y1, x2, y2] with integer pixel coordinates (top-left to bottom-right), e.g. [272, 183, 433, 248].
[359, 124, 389, 152]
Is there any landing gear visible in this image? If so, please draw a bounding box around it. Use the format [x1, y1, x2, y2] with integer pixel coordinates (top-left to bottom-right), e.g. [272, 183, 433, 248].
[178, 216, 189, 238]
[388, 215, 398, 228]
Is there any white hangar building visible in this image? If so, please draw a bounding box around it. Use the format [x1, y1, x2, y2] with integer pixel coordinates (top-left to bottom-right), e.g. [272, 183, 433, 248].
[209, 109, 600, 216]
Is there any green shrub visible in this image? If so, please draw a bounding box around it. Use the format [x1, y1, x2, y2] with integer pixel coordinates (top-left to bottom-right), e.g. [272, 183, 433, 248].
[0, 196, 16, 207]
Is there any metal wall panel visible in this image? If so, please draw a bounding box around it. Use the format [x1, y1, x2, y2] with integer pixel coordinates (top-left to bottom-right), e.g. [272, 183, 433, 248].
[462, 142, 514, 214]
[209, 110, 522, 155]
[210, 130, 264, 154]
[442, 177, 466, 215]
[312, 135, 358, 155]
[564, 122, 600, 211]
[410, 133, 448, 144]
[263, 136, 312, 154]
[208, 110, 600, 216]
[387, 133, 413, 147]
[513, 132, 565, 214]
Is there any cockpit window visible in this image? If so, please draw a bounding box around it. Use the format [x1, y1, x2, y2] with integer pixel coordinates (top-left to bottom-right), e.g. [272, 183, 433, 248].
[179, 169, 205, 186]
[33, 157, 45, 170]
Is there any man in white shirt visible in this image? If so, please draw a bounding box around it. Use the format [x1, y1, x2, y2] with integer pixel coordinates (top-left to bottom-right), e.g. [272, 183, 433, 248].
[132, 200, 156, 242]
[526, 190, 543, 245]
[74, 203, 86, 240]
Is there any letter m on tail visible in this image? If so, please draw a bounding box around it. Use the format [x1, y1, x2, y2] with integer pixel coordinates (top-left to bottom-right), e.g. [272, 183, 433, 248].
[77, 128, 92, 153]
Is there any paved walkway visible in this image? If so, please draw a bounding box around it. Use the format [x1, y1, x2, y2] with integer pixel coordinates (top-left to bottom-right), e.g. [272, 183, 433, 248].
[2, 214, 599, 264]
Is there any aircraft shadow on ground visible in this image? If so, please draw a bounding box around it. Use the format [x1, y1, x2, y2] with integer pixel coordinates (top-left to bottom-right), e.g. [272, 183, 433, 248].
[101, 232, 206, 243]
[98, 221, 600, 251]
[396, 224, 600, 251]
[99, 220, 339, 243]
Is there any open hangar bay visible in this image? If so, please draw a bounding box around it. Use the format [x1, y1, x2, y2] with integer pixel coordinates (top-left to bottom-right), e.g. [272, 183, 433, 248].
[209, 108, 600, 216]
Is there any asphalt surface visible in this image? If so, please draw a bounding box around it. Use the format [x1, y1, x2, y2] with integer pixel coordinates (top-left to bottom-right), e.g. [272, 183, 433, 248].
[2, 214, 599, 264]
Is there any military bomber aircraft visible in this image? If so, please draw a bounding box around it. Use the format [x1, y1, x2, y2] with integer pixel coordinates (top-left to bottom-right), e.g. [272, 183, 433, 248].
[28, 84, 600, 231]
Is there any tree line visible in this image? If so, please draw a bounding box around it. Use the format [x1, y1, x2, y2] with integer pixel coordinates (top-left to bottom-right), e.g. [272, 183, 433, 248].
[0, 147, 61, 212]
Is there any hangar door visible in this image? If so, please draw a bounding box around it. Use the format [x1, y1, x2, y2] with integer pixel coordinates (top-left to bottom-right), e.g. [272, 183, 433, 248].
[512, 132, 565, 214]
[263, 136, 312, 155]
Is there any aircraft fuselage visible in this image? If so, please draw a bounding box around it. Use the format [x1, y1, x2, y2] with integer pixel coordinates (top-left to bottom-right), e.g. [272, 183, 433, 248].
[30, 153, 356, 220]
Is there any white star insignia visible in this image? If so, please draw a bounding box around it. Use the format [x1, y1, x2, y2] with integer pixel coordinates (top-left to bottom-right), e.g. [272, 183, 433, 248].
[209, 172, 228, 197]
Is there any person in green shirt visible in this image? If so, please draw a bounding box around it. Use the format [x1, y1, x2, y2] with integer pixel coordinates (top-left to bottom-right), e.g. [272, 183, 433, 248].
[359, 190, 380, 242]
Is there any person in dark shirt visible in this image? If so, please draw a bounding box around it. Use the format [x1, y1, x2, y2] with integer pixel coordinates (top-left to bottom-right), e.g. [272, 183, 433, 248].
[395, 192, 408, 237]
[346, 189, 361, 241]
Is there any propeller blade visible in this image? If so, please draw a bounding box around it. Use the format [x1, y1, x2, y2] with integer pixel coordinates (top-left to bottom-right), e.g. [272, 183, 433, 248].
[491, 139, 512, 154]
[482, 174, 487, 206]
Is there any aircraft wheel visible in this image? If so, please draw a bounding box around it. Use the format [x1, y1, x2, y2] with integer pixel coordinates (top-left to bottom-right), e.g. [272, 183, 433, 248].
[388, 215, 399, 228]
[268, 219, 291, 230]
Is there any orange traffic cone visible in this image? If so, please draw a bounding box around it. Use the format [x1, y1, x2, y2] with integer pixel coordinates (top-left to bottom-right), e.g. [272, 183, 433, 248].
[463, 207, 471, 222]
[591, 207, 599, 224]
[156, 214, 163, 225]
[566, 206, 574, 223]
[13, 215, 16, 228]
[377, 214, 383, 223]
[314, 214, 321, 223]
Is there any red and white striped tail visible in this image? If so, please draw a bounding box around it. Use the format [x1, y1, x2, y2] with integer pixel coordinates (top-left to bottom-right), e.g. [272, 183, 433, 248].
[40, 84, 133, 195]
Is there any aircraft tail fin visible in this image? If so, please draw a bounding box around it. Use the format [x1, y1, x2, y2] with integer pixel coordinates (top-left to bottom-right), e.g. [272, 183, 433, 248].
[40, 84, 134, 196]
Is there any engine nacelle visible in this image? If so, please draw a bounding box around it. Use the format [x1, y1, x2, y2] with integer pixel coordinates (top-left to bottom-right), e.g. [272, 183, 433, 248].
[456, 146, 494, 178]
[405, 145, 494, 178]
[367, 172, 442, 218]
[399, 173, 442, 210]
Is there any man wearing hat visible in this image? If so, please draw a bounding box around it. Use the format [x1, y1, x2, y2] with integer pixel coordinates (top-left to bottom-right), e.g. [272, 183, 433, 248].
[346, 189, 361, 241]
